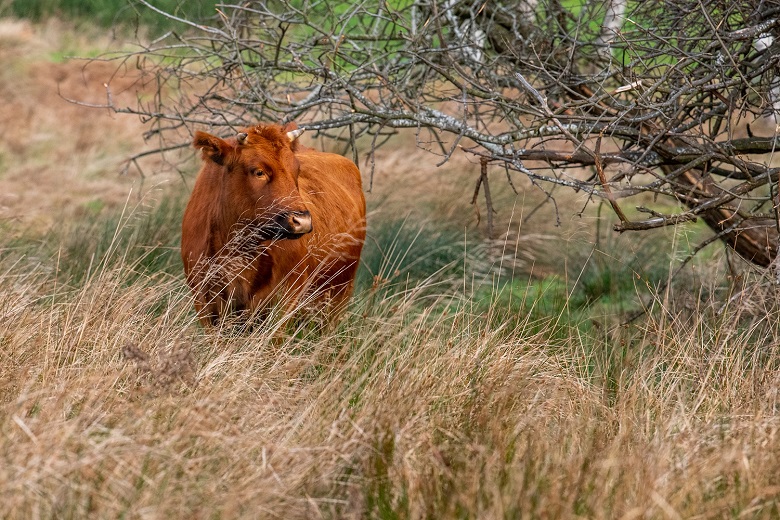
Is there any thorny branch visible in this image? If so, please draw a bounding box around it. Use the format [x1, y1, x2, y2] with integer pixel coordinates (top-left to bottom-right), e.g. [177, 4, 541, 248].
[96, 0, 780, 267]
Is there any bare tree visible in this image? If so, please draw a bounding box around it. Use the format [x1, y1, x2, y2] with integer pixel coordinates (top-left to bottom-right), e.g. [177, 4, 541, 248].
[102, 0, 780, 268]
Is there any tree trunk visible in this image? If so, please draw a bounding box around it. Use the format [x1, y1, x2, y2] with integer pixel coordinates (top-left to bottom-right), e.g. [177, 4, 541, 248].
[674, 168, 779, 267]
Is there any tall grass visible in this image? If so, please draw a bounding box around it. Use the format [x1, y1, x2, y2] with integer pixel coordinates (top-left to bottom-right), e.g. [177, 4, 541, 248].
[51, 193, 185, 284]
[356, 216, 490, 294]
[2, 200, 780, 518]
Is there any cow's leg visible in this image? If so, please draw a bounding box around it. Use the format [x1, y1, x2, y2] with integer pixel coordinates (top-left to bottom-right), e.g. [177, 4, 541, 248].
[329, 280, 355, 322]
[248, 282, 283, 323]
[193, 292, 220, 328]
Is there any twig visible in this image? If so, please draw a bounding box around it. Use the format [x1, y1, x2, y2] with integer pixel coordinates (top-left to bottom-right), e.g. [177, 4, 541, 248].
[480, 158, 495, 239]
[594, 132, 629, 223]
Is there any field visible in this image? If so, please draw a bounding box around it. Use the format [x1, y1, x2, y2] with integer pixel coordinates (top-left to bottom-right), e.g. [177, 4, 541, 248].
[3, 13, 780, 520]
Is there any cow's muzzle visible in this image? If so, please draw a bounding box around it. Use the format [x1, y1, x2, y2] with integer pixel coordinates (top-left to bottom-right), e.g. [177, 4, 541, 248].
[249, 210, 313, 241]
[285, 210, 313, 235]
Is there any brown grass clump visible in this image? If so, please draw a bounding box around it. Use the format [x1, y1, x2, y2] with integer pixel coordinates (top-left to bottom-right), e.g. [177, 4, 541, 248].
[122, 341, 196, 393]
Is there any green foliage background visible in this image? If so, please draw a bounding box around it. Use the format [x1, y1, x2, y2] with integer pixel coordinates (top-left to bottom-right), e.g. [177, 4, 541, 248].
[3, 0, 218, 33]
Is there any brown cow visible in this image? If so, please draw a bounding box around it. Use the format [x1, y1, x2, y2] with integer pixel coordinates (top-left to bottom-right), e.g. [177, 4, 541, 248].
[181, 122, 366, 327]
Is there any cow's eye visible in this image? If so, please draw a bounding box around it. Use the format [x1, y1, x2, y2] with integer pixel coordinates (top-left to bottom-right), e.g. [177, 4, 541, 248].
[253, 169, 267, 178]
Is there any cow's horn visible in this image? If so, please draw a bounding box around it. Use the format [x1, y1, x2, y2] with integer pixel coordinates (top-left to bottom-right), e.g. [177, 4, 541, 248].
[286, 128, 305, 142]
[236, 132, 248, 145]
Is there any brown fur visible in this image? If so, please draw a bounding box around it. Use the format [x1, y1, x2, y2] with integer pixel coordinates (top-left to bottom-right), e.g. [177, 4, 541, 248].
[181, 122, 366, 326]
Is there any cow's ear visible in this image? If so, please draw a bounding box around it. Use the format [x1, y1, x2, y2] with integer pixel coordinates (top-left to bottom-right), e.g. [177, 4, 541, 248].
[193, 131, 232, 165]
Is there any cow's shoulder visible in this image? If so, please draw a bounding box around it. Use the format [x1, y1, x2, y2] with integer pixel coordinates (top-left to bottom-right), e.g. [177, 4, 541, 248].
[297, 150, 360, 183]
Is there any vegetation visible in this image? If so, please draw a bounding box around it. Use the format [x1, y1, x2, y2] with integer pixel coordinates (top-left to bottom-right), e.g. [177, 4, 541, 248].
[108, 0, 780, 267]
[3, 196, 780, 518]
[2, 0, 217, 33]
[2, 4, 780, 519]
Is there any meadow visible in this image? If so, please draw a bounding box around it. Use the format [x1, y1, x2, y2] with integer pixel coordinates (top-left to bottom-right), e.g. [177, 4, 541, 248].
[2, 7, 780, 519]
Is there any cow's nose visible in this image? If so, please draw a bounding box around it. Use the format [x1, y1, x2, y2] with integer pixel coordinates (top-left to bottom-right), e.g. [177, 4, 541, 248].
[289, 211, 312, 234]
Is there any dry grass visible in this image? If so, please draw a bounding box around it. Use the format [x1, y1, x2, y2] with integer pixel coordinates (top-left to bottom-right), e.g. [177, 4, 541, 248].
[0, 18, 178, 233]
[3, 230, 780, 518]
[3, 16, 780, 520]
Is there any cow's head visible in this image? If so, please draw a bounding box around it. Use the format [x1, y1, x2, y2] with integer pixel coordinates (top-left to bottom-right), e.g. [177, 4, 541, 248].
[193, 123, 312, 241]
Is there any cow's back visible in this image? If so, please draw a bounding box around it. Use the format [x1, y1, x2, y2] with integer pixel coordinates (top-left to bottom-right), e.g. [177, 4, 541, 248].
[181, 161, 220, 287]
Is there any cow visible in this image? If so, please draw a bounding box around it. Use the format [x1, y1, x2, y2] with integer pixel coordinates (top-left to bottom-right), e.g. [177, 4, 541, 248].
[181, 122, 366, 327]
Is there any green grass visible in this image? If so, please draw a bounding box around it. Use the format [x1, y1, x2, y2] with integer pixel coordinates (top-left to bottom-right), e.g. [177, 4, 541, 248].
[4, 0, 219, 34]
[51, 195, 184, 284]
[568, 236, 671, 311]
[356, 217, 487, 293]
